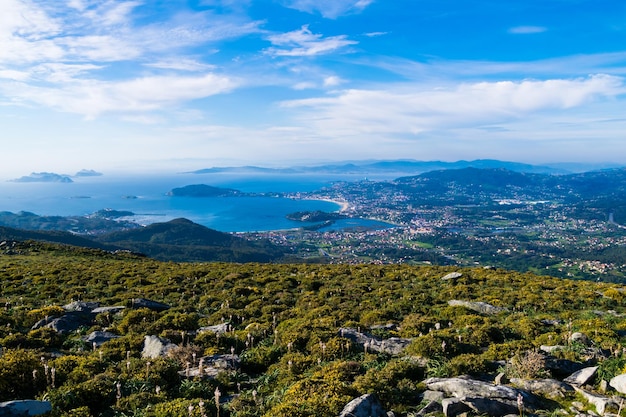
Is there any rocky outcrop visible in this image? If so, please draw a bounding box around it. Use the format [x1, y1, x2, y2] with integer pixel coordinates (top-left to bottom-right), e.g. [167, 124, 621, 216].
[338, 327, 412, 355]
[574, 387, 620, 415]
[0, 400, 52, 416]
[338, 394, 388, 417]
[199, 323, 231, 334]
[447, 300, 508, 315]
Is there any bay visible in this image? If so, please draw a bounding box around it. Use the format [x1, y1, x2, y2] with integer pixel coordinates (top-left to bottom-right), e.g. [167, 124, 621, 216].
[0, 173, 351, 232]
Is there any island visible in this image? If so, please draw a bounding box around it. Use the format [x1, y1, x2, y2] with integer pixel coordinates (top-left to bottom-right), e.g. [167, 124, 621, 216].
[166, 184, 242, 197]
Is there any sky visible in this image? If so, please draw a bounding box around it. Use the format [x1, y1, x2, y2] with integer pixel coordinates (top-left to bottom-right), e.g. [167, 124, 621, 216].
[1, 0, 626, 178]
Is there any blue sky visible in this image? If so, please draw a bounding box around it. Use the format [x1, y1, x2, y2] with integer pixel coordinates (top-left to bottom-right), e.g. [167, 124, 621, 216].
[1, 0, 626, 177]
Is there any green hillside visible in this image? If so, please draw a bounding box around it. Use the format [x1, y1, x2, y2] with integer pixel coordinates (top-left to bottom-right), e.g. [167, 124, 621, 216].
[1, 241, 626, 416]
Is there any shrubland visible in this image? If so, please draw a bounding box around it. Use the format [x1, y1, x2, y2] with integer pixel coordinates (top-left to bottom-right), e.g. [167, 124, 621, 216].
[1, 240, 626, 416]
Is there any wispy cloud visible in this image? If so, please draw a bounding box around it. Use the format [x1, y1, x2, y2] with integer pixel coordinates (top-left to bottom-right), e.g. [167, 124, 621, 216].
[265, 25, 357, 56]
[282, 75, 625, 136]
[508, 25, 547, 34]
[282, 0, 374, 19]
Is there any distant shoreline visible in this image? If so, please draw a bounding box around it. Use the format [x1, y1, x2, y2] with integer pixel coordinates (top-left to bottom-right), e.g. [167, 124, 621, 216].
[303, 198, 351, 213]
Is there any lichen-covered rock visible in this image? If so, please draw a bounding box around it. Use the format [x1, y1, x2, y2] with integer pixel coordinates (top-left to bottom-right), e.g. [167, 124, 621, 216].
[564, 366, 598, 386]
[131, 298, 170, 311]
[609, 373, 626, 394]
[83, 331, 121, 347]
[510, 378, 574, 399]
[441, 272, 463, 281]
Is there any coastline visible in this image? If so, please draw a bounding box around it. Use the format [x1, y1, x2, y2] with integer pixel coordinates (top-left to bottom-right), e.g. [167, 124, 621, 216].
[302, 197, 351, 213]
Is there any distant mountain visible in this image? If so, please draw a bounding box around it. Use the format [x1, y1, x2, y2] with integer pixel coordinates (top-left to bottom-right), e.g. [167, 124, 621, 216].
[0, 211, 140, 234]
[95, 218, 287, 262]
[11, 172, 73, 183]
[187, 159, 571, 176]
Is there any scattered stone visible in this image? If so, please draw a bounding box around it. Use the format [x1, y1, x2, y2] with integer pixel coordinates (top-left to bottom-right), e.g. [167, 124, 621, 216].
[564, 366, 598, 386]
[540, 319, 562, 326]
[142, 335, 177, 359]
[447, 300, 508, 315]
[131, 298, 170, 311]
[441, 272, 463, 281]
[83, 331, 120, 347]
[609, 374, 626, 394]
[0, 400, 52, 416]
[540, 345, 567, 353]
[338, 327, 412, 355]
[574, 387, 619, 415]
[599, 380, 608, 393]
[339, 394, 388, 417]
[180, 354, 240, 378]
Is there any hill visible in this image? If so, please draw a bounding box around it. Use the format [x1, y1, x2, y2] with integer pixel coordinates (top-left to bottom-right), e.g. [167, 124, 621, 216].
[95, 218, 287, 262]
[0, 225, 121, 251]
[1, 244, 626, 416]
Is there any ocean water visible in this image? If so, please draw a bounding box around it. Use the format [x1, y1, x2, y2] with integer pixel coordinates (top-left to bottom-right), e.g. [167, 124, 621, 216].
[0, 173, 392, 233]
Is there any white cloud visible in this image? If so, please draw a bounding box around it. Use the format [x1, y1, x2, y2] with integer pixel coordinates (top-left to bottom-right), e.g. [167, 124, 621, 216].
[282, 0, 374, 19]
[4, 73, 238, 119]
[281, 75, 625, 136]
[145, 58, 216, 72]
[508, 26, 547, 34]
[323, 75, 343, 87]
[266, 25, 357, 57]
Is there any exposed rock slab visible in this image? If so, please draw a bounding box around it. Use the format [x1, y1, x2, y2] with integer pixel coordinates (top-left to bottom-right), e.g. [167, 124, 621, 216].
[510, 378, 574, 399]
[339, 394, 388, 417]
[441, 272, 463, 281]
[574, 387, 619, 415]
[609, 373, 626, 394]
[564, 366, 598, 386]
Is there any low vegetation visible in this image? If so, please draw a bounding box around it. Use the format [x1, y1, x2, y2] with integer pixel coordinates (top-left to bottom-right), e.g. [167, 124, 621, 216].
[1, 240, 626, 416]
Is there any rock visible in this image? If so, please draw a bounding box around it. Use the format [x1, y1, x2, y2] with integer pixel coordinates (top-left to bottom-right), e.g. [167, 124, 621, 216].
[131, 298, 170, 311]
[424, 377, 542, 410]
[63, 301, 100, 312]
[43, 311, 95, 334]
[494, 372, 508, 385]
[540, 345, 567, 353]
[338, 327, 412, 355]
[564, 366, 598, 386]
[416, 400, 443, 416]
[447, 300, 508, 315]
[545, 357, 584, 377]
[199, 323, 230, 334]
[462, 397, 519, 416]
[570, 332, 590, 345]
[422, 390, 445, 403]
[441, 272, 463, 281]
[609, 373, 626, 394]
[441, 398, 471, 417]
[83, 331, 120, 347]
[510, 378, 574, 399]
[92, 306, 125, 314]
[0, 400, 52, 416]
[339, 394, 387, 417]
[142, 335, 177, 359]
[180, 354, 240, 378]
[574, 387, 619, 415]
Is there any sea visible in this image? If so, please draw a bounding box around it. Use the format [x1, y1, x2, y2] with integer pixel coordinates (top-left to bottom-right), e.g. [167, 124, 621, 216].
[0, 172, 393, 233]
